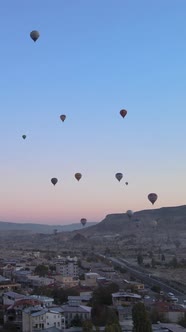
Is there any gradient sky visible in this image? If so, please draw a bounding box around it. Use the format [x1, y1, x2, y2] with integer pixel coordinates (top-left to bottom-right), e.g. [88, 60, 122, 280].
[0, 0, 186, 225]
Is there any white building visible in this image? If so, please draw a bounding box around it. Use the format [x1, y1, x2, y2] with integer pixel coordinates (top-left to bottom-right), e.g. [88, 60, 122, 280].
[55, 257, 78, 278]
[3, 291, 25, 306]
[27, 275, 55, 287]
[29, 295, 54, 307]
[22, 306, 65, 332]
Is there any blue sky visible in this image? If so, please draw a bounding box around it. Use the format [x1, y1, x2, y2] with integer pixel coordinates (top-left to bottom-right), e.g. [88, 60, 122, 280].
[0, 0, 186, 224]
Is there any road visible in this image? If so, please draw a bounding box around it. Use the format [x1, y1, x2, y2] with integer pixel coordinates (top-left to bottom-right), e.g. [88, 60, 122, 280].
[99, 254, 185, 297]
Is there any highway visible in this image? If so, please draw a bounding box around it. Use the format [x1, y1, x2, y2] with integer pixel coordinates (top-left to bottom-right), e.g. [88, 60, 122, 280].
[100, 254, 185, 297]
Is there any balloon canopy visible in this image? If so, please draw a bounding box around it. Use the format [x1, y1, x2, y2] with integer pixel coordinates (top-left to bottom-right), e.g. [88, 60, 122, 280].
[75, 173, 82, 181]
[51, 178, 58, 186]
[80, 218, 87, 226]
[30, 30, 40, 42]
[60, 115, 66, 122]
[120, 109, 127, 118]
[126, 210, 133, 219]
[148, 193, 158, 205]
[115, 173, 123, 182]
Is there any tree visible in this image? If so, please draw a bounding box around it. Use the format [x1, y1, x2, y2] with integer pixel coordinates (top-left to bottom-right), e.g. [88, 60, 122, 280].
[169, 256, 178, 268]
[1, 322, 18, 332]
[137, 254, 143, 265]
[71, 314, 82, 327]
[91, 305, 118, 326]
[104, 323, 122, 332]
[34, 264, 48, 277]
[132, 302, 152, 332]
[92, 283, 119, 306]
[82, 320, 94, 332]
[161, 254, 165, 261]
[151, 285, 161, 293]
[174, 239, 181, 249]
[178, 313, 186, 328]
[151, 257, 156, 268]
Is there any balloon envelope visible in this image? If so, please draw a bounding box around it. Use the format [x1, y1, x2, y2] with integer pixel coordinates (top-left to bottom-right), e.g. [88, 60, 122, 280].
[22, 135, 26, 140]
[125, 182, 128, 185]
[51, 178, 58, 186]
[120, 109, 127, 118]
[148, 193, 158, 205]
[30, 30, 40, 42]
[80, 218, 87, 226]
[126, 210, 133, 219]
[115, 173, 123, 182]
[60, 115, 66, 122]
[75, 173, 82, 181]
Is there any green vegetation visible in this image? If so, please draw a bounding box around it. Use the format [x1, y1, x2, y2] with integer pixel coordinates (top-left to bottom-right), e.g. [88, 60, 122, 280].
[104, 322, 122, 332]
[34, 264, 48, 277]
[32, 286, 79, 304]
[137, 254, 143, 265]
[92, 283, 119, 306]
[132, 302, 152, 332]
[91, 283, 119, 326]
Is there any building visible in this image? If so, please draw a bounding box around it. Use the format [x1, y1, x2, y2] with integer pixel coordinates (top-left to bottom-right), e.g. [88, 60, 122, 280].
[123, 279, 144, 291]
[22, 306, 65, 332]
[3, 291, 25, 306]
[152, 302, 186, 323]
[27, 276, 55, 288]
[55, 257, 79, 278]
[112, 292, 142, 306]
[156, 323, 186, 332]
[54, 275, 79, 288]
[61, 304, 91, 328]
[83, 273, 100, 287]
[68, 294, 92, 306]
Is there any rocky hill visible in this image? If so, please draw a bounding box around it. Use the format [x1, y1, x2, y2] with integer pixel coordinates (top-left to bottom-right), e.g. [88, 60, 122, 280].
[0, 221, 97, 234]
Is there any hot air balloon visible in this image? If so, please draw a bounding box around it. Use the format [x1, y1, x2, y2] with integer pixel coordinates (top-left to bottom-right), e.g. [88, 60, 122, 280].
[60, 115, 66, 122]
[51, 178, 58, 186]
[125, 182, 128, 185]
[115, 173, 123, 182]
[75, 173, 82, 181]
[148, 193, 158, 205]
[30, 30, 40, 42]
[126, 210, 133, 219]
[80, 218, 87, 226]
[120, 109, 127, 118]
[22, 135, 26, 140]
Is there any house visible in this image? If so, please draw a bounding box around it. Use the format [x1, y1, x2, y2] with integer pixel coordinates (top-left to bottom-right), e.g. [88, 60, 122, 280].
[27, 275, 55, 287]
[123, 279, 144, 291]
[83, 273, 100, 287]
[54, 275, 79, 288]
[22, 306, 65, 332]
[3, 291, 25, 306]
[28, 295, 54, 307]
[152, 302, 186, 323]
[61, 304, 91, 328]
[68, 294, 92, 306]
[157, 323, 186, 332]
[112, 292, 141, 306]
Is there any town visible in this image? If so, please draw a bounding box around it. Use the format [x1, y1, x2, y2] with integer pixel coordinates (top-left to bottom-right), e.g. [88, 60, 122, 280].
[0, 245, 185, 332]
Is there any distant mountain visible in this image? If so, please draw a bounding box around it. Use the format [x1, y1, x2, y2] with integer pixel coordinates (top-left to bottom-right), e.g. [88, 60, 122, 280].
[0, 221, 97, 234]
[77, 204, 186, 236]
